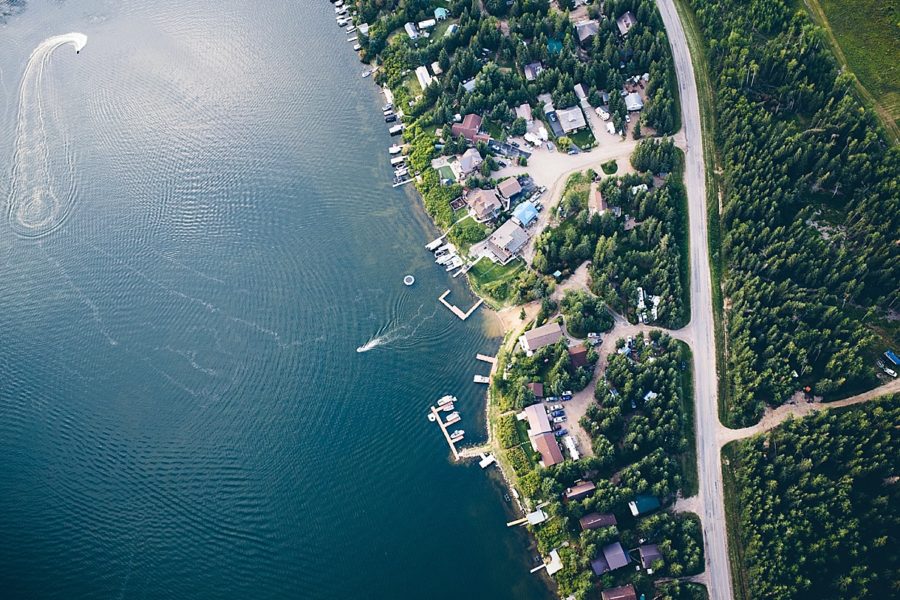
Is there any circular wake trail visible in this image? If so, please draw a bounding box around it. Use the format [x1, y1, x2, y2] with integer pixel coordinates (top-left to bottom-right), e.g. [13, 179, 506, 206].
[7, 33, 87, 237]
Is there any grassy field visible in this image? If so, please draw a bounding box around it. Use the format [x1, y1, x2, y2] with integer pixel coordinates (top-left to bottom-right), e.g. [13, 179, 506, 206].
[467, 257, 525, 307]
[804, 0, 900, 143]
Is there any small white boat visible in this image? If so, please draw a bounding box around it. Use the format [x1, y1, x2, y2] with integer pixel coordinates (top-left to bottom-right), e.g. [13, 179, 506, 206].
[353, 44, 361, 51]
[346, 25, 356, 33]
[388, 124, 404, 136]
[388, 145, 402, 155]
[445, 257, 463, 271]
[394, 167, 408, 177]
[390, 156, 405, 166]
[361, 69, 373, 78]
[450, 429, 465, 440]
[440, 403, 455, 412]
[382, 103, 394, 112]
[437, 395, 456, 406]
[436, 253, 457, 266]
[445, 412, 461, 425]
[347, 36, 358, 42]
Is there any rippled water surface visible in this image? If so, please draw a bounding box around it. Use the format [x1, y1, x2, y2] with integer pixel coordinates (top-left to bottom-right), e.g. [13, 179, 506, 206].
[0, 2, 548, 598]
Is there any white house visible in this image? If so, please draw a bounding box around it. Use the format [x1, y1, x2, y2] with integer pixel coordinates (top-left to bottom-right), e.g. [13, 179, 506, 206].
[404, 22, 419, 39]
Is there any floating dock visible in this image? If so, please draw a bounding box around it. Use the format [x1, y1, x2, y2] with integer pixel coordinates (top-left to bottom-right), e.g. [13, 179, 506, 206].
[476, 354, 497, 365]
[473, 375, 490, 384]
[438, 289, 484, 320]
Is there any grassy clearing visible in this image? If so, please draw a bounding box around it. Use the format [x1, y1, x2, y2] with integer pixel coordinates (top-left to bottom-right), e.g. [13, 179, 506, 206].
[676, 340, 699, 497]
[569, 127, 595, 149]
[467, 257, 525, 307]
[672, 0, 731, 426]
[721, 442, 750, 600]
[803, 0, 900, 143]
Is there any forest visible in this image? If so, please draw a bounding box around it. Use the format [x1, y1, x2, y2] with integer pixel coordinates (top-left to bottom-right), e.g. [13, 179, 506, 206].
[532, 139, 688, 328]
[725, 396, 899, 599]
[686, 0, 899, 425]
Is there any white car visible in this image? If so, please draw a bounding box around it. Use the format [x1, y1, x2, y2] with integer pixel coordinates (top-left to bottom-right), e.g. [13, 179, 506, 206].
[886, 368, 898, 378]
[549, 404, 564, 411]
[552, 416, 567, 424]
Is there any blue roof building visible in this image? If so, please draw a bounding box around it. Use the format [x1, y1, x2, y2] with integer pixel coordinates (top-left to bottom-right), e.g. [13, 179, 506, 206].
[885, 350, 900, 367]
[434, 7, 449, 21]
[513, 201, 539, 227]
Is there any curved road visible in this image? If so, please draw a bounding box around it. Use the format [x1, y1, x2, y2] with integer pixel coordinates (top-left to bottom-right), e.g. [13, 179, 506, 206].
[655, 1, 733, 599]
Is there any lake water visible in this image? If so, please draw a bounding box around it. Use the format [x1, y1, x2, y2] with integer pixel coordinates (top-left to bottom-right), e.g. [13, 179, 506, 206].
[0, 1, 548, 598]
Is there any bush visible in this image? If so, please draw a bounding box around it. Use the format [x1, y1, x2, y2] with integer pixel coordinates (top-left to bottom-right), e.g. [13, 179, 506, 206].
[601, 160, 618, 175]
[505, 446, 533, 475]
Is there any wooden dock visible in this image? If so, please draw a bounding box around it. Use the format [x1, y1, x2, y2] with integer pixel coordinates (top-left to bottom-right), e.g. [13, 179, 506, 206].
[476, 354, 497, 365]
[430, 405, 460, 461]
[473, 375, 490, 384]
[438, 289, 484, 320]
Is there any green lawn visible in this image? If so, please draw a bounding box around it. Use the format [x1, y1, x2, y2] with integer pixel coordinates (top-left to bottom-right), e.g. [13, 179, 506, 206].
[467, 257, 525, 307]
[569, 127, 595, 149]
[806, 0, 900, 142]
[436, 165, 455, 182]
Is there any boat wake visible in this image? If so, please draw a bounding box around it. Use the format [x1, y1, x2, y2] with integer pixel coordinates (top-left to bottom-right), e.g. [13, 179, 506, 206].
[356, 304, 440, 353]
[6, 33, 87, 238]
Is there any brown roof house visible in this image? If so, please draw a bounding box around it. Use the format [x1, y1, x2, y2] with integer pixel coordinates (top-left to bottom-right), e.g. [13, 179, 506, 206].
[579, 512, 618, 531]
[488, 219, 529, 264]
[497, 177, 522, 201]
[564, 480, 596, 501]
[519, 321, 563, 353]
[591, 541, 630, 575]
[527, 382, 544, 399]
[466, 188, 501, 223]
[532, 431, 564, 467]
[568, 343, 590, 368]
[601, 584, 638, 600]
[522, 403, 552, 437]
[451, 113, 491, 143]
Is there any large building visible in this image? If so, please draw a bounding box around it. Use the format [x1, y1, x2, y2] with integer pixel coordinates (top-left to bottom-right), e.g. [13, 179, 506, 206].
[513, 200, 538, 227]
[557, 106, 587, 133]
[532, 431, 564, 467]
[415, 65, 434, 90]
[520, 321, 563, 353]
[487, 219, 529, 264]
[523, 403, 552, 436]
[497, 177, 522, 201]
[466, 188, 501, 222]
[457, 147, 483, 176]
[451, 113, 490, 143]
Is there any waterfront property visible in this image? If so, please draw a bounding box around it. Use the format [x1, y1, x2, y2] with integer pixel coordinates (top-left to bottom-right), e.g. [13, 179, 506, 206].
[451, 113, 490, 144]
[457, 147, 483, 177]
[519, 322, 563, 353]
[522, 403, 552, 437]
[487, 219, 529, 264]
[466, 188, 502, 223]
[532, 431, 563, 467]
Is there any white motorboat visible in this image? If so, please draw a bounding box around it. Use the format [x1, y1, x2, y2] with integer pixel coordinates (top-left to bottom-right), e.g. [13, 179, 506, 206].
[437, 395, 456, 406]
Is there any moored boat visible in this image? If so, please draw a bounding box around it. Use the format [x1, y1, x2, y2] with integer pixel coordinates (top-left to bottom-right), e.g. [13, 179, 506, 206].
[437, 395, 456, 406]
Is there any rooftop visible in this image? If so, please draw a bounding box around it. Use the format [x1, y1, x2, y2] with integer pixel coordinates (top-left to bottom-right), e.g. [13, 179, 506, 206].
[488, 219, 529, 262]
[522, 321, 563, 352]
[639, 544, 663, 569]
[565, 480, 596, 500]
[533, 431, 564, 467]
[579, 512, 618, 530]
[557, 106, 587, 133]
[591, 542, 630, 575]
[497, 177, 522, 199]
[601, 584, 637, 600]
[575, 19, 600, 43]
[513, 200, 538, 227]
[523, 403, 552, 436]
[616, 11, 637, 36]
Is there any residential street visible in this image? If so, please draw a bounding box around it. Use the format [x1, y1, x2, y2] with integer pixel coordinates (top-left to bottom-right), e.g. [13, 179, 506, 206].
[655, 0, 732, 597]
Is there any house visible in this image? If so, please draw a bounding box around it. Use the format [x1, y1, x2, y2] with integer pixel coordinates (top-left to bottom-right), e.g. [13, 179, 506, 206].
[628, 494, 661, 516]
[546, 549, 564, 576]
[515, 103, 533, 123]
[625, 92, 644, 111]
[524, 61, 544, 81]
[557, 106, 587, 134]
[488, 219, 529, 263]
[527, 382, 544, 399]
[358, 23, 370, 36]
[639, 544, 663, 570]
[575, 19, 600, 45]
[579, 512, 618, 531]
[568, 343, 590, 368]
[533, 431, 564, 467]
[537, 93, 555, 114]
[458, 147, 483, 176]
[451, 113, 489, 143]
[418, 18, 436, 30]
[405, 22, 419, 39]
[564, 480, 596, 501]
[461, 78, 478, 93]
[521, 322, 564, 353]
[434, 7, 449, 21]
[415, 65, 434, 90]
[590, 542, 630, 575]
[466, 188, 501, 222]
[523, 403, 552, 436]
[513, 200, 539, 227]
[617, 11, 637, 36]
[431, 61, 443, 75]
[497, 177, 523, 201]
[527, 508, 548, 525]
[445, 23, 459, 36]
[601, 584, 638, 600]
[563, 435, 580, 461]
[885, 350, 900, 367]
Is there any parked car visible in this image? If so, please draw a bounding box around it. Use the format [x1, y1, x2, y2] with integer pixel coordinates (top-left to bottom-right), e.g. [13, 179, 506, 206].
[549, 404, 563, 411]
[545, 396, 559, 403]
[550, 410, 565, 417]
[886, 368, 898, 378]
[552, 423, 563, 431]
[561, 391, 573, 400]
[552, 416, 567, 424]
[554, 429, 568, 438]
[534, 202, 544, 212]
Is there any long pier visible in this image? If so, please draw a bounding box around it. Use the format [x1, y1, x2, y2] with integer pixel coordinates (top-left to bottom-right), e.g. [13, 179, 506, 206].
[430, 405, 460, 461]
[438, 289, 484, 320]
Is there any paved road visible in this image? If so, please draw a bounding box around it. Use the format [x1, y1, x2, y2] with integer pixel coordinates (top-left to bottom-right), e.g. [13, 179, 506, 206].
[655, 1, 733, 599]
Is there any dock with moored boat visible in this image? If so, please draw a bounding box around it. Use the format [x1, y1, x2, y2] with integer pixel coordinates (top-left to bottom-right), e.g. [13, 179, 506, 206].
[429, 403, 461, 460]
